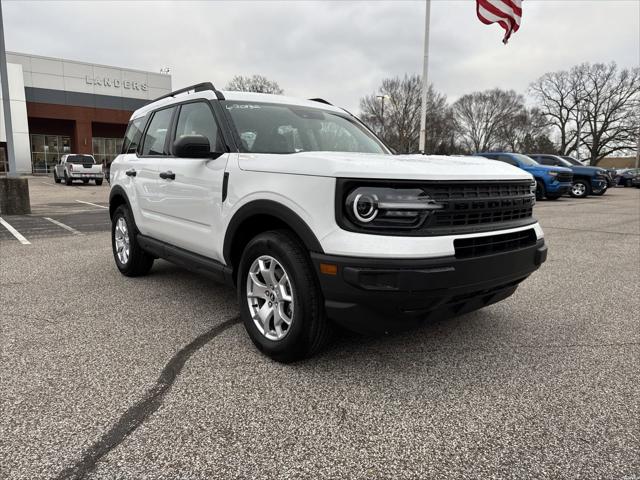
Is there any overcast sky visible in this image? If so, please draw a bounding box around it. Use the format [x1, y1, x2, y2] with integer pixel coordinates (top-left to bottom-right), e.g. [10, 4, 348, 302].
[4, 0, 639, 112]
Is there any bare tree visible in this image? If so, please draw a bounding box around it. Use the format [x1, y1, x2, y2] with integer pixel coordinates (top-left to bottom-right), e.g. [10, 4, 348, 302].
[452, 89, 525, 153]
[359, 75, 452, 154]
[578, 63, 640, 165]
[498, 107, 553, 153]
[529, 70, 584, 155]
[225, 75, 284, 94]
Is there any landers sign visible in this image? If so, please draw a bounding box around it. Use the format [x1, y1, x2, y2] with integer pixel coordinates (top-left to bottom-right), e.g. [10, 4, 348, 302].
[85, 76, 148, 91]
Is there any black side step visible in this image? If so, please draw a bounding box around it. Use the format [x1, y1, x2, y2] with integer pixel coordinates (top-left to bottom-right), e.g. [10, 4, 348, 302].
[137, 234, 234, 286]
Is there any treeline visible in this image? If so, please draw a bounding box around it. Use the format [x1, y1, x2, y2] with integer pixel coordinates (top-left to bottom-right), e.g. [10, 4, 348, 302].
[360, 62, 639, 165]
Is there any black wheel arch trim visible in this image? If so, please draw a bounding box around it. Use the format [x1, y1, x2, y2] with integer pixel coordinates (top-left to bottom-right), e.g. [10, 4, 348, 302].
[223, 200, 324, 265]
[109, 185, 133, 219]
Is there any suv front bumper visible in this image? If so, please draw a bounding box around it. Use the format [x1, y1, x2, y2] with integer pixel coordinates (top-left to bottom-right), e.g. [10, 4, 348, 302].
[311, 239, 547, 333]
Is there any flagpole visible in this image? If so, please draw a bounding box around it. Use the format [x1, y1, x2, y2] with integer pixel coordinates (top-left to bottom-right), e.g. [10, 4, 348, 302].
[418, 0, 431, 154]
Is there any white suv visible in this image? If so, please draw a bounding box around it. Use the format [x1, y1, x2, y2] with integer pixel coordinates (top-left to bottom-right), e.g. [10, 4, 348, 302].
[109, 82, 547, 362]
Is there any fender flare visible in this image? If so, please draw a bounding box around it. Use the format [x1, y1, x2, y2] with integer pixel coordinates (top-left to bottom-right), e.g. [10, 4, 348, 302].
[223, 200, 324, 265]
[109, 185, 133, 219]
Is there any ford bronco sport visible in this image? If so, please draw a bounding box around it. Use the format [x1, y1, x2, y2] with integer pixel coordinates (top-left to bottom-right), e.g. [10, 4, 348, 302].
[109, 83, 547, 362]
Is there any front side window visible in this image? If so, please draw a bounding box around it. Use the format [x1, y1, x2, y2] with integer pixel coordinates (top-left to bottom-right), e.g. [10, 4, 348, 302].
[497, 155, 518, 166]
[225, 101, 388, 155]
[175, 102, 222, 153]
[141, 107, 175, 156]
[122, 116, 146, 154]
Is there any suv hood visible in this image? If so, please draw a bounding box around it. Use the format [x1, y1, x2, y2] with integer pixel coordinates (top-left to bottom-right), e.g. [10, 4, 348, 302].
[521, 163, 572, 174]
[238, 152, 533, 181]
[568, 165, 605, 176]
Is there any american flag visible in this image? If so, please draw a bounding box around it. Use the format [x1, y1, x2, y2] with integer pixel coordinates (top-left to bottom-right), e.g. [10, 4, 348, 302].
[476, 0, 523, 44]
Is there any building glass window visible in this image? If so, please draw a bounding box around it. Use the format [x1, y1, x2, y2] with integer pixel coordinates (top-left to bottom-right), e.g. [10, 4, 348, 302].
[30, 134, 71, 174]
[92, 137, 123, 167]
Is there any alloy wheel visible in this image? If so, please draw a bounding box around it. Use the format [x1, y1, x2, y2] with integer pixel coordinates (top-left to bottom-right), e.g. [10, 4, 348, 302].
[571, 183, 586, 196]
[246, 255, 294, 341]
[114, 216, 130, 265]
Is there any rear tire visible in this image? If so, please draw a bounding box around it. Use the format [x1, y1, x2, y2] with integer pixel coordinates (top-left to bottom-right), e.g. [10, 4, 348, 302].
[237, 230, 331, 363]
[82, 179, 89, 184]
[592, 187, 607, 196]
[111, 205, 154, 277]
[625, 178, 633, 187]
[95, 179, 103, 186]
[545, 194, 562, 200]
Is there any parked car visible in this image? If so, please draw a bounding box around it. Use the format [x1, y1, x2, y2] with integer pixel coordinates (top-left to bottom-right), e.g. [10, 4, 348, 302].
[528, 153, 609, 198]
[474, 152, 572, 200]
[615, 168, 640, 187]
[560, 155, 616, 188]
[631, 171, 640, 188]
[54, 154, 103, 186]
[109, 83, 547, 362]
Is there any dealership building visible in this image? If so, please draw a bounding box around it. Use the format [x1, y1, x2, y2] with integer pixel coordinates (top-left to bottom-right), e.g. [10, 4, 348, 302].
[0, 52, 172, 174]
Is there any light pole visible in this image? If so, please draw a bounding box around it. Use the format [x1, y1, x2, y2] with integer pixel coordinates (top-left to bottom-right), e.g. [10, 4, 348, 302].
[376, 94, 390, 140]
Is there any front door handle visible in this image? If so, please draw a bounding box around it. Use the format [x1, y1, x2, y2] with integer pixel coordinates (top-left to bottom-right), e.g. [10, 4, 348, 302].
[159, 170, 175, 180]
[125, 169, 137, 177]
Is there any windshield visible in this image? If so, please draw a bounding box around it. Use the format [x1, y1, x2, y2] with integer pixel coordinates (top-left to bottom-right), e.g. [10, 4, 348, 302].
[67, 155, 95, 164]
[561, 156, 582, 166]
[511, 154, 539, 166]
[224, 101, 388, 155]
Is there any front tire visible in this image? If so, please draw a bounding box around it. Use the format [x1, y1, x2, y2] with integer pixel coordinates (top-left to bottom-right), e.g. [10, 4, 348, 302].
[592, 187, 607, 196]
[53, 171, 61, 184]
[625, 178, 633, 187]
[111, 205, 154, 277]
[535, 180, 545, 201]
[95, 179, 103, 186]
[238, 230, 331, 363]
[64, 172, 72, 186]
[570, 179, 590, 198]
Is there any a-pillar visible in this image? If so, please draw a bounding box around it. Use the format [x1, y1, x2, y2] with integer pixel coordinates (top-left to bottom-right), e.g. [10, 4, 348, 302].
[73, 120, 92, 154]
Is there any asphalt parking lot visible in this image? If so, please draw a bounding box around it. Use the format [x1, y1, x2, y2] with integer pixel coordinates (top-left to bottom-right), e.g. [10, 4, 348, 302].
[1, 178, 639, 480]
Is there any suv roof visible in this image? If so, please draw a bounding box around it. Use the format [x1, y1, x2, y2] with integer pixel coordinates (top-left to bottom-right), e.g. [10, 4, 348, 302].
[132, 84, 344, 120]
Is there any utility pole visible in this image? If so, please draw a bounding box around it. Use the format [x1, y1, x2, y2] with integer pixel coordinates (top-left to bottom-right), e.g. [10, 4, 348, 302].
[418, 0, 431, 154]
[0, 0, 16, 177]
[636, 125, 640, 168]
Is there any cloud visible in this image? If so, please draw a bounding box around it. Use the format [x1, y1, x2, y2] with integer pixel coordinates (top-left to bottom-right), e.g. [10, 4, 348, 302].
[3, 0, 638, 111]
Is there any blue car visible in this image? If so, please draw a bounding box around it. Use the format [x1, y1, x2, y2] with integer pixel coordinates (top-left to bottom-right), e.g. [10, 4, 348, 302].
[475, 152, 573, 200]
[527, 154, 609, 198]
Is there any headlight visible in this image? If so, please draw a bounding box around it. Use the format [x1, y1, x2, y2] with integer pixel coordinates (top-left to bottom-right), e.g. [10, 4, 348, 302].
[547, 171, 558, 177]
[344, 186, 442, 229]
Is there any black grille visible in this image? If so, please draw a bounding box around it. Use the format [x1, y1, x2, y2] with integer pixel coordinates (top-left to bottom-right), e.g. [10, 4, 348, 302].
[422, 181, 534, 233]
[557, 172, 573, 183]
[454, 229, 537, 259]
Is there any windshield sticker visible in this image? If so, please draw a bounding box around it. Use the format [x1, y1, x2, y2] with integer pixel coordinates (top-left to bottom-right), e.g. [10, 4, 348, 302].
[226, 104, 262, 110]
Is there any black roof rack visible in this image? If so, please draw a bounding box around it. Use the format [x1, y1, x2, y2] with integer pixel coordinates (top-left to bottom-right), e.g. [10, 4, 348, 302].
[308, 98, 333, 106]
[152, 82, 225, 103]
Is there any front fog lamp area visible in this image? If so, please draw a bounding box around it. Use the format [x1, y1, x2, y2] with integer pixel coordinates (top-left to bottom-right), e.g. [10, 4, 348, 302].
[345, 187, 441, 229]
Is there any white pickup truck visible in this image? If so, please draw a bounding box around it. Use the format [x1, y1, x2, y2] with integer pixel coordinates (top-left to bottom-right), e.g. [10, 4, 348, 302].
[54, 154, 104, 186]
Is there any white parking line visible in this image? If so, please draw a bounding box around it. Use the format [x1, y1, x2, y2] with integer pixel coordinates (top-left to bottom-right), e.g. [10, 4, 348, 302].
[40, 181, 54, 186]
[44, 217, 83, 235]
[75, 200, 108, 209]
[0, 217, 31, 245]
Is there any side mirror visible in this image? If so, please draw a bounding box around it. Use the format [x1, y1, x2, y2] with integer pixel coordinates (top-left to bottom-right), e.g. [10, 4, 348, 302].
[173, 135, 212, 158]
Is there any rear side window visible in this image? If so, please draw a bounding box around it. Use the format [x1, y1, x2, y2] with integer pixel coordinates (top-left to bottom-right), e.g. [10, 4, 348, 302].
[121, 116, 146, 154]
[141, 107, 175, 156]
[174, 102, 222, 153]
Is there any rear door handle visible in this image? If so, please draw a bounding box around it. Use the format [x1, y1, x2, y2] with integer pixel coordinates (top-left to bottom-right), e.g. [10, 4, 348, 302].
[159, 170, 175, 180]
[125, 169, 137, 177]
